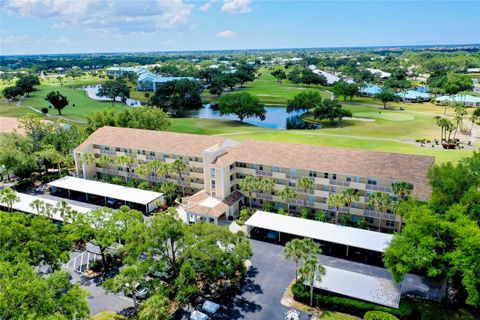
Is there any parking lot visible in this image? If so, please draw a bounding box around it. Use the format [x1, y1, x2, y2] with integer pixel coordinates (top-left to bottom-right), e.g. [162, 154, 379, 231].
[62, 251, 134, 316]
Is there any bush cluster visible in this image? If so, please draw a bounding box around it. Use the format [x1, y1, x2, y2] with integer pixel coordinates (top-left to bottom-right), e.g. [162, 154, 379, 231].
[291, 282, 413, 319]
[364, 310, 400, 320]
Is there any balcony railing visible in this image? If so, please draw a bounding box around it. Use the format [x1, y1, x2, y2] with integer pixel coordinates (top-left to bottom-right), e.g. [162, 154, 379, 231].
[364, 209, 396, 220]
[329, 179, 350, 187]
[366, 184, 392, 193]
[255, 170, 273, 177]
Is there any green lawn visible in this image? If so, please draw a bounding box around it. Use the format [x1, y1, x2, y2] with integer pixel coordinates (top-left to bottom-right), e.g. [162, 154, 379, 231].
[203, 67, 332, 105]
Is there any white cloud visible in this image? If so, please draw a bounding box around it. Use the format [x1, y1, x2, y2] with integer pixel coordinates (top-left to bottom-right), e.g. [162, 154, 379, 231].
[216, 30, 236, 39]
[0, 35, 29, 45]
[1, 0, 193, 34]
[53, 36, 73, 45]
[221, 0, 252, 13]
[200, 0, 217, 12]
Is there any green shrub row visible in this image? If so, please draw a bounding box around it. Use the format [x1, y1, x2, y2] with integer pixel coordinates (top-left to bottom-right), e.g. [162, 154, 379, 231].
[364, 310, 400, 320]
[291, 282, 414, 320]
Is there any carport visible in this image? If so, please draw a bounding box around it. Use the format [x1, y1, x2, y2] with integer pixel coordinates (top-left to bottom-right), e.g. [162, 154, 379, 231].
[308, 265, 402, 308]
[245, 211, 392, 265]
[48, 176, 163, 214]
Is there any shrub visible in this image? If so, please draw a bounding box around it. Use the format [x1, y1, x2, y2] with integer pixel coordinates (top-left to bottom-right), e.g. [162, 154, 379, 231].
[364, 311, 399, 320]
[291, 282, 413, 319]
[89, 260, 102, 272]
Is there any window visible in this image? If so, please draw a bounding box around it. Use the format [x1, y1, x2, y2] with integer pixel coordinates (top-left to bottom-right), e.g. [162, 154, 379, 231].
[365, 217, 375, 224]
[346, 177, 351, 182]
[309, 171, 317, 177]
[355, 176, 361, 183]
[210, 168, 216, 177]
[386, 220, 395, 227]
[211, 180, 216, 187]
[368, 179, 377, 185]
[150, 151, 155, 156]
[332, 174, 337, 180]
[259, 165, 263, 170]
[324, 173, 328, 179]
[323, 185, 329, 192]
[115, 147, 120, 152]
[288, 181, 296, 187]
[230, 175, 234, 181]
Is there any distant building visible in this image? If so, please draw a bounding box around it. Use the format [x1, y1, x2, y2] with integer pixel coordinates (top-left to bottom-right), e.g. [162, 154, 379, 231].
[396, 90, 431, 102]
[360, 84, 382, 96]
[466, 68, 480, 73]
[435, 94, 480, 107]
[366, 68, 391, 79]
[105, 66, 146, 78]
[136, 71, 196, 91]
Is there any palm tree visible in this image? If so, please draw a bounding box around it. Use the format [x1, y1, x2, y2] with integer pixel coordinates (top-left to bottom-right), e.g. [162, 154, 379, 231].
[81, 152, 95, 166]
[0, 188, 19, 212]
[342, 188, 359, 213]
[300, 258, 326, 307]
[453, 106, 467, 140]
[297, 176, 313, 209]
[29, 199, 45, 215]
[257, 177, 275, 196]
[240, 175, 259, 210]
[135, 163, 152, 183]
[158, 162, 172, 183]
[171, 159, 188, 197]
[56, 200, 72, 221]
[116, 154, 136, 185]
[327, 193, 346, 224]
[279, 187, 297, 215]
[41, 202, 56, 219]
[302, 238, 321, 261]
[392, 182, 413, 201]
[98, 154, 113, 174]
[284, 238, 305, 281]
[470, 108, 480, 134]
[147, 160, 163, 183]
[368, 191, 392, 231]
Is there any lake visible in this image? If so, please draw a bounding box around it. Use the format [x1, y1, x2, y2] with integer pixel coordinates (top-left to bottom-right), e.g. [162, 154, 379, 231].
[82, 85, 319, 130]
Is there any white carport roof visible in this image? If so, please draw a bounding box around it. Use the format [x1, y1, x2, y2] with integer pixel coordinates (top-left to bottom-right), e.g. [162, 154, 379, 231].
[48, 176, 163, 205]
[307, 266, 401, 308]
[245, 211, 392, 252]
[1, 193, 91, 222]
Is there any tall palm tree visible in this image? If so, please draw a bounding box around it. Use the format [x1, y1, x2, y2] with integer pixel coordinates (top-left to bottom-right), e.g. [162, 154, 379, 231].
[240, 175, 259, 210]
[284, 238, 305, 281]
[0, 188, 19, 212]
[42, 202, 56, 219]
[56, 200, 72, 221]
[116, 154, 136, 185]
[29, 199, 45, 215]
[453, 106, 467, 140]
[342, 188, 359, 213]
[368, 191, 392, 231]
[158, 162, 172, 183]
[297, 176, 313, 209]
[257, 177, 275, 196]
[470, 108, 480, 133]
[300, 258, 326, 307]
[279, 187, 297, 215]
[135, 163, 152, 183]
[327, 193, 346, 224]
[147, 160, 163, 183]
[98, 154, 113, 175]
[391, 182, 413, 201]
[81, 152, 95, 166]
[171, 159, 188, 197]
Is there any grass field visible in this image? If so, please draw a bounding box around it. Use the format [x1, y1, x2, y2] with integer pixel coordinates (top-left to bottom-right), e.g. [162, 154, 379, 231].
[203, 67, 332, 105]
[0, 72, 477, 164]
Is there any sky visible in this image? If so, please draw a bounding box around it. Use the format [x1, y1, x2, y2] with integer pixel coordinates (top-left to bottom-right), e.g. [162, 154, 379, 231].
[1, 0, 479, 55]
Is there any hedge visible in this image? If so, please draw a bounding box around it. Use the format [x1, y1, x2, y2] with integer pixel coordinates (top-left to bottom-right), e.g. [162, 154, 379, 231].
[364, 311, 400, 320]
[291, 282, 414, 320]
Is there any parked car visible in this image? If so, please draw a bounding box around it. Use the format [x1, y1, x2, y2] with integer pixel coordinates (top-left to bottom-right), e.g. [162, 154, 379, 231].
[190, 310, 209, 320]
[124, 282, 150, 300]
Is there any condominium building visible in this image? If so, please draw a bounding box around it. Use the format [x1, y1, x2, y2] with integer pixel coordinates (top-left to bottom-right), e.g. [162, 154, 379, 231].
[74, 126, 434, 231]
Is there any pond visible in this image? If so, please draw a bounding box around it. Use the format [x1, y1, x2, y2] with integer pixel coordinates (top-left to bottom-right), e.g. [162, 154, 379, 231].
[82, 85, 320, 130]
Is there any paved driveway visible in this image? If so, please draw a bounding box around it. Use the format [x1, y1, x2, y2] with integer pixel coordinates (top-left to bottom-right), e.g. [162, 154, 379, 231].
[62, 251, 134, 316]
[220, 240, 308, 320]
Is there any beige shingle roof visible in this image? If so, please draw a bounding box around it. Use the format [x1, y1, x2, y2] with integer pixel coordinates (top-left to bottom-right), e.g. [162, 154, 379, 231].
[214, 140, 434, 200]
[74, 126, 229, 157]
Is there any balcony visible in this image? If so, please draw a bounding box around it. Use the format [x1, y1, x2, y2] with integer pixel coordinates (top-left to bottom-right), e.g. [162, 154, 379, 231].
[366, 184, 392, 193]
[286, 174, 298, 180]
[364, 209, 397, 220]
[255, 170, 273, 177]
[329, 179, 350, 187]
